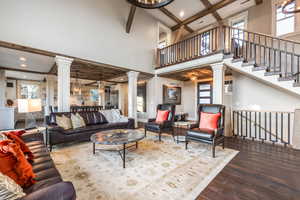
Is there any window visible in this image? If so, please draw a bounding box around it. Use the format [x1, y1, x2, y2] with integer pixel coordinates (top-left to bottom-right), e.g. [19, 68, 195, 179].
[200, 31, 210, 55]
[197, 82, 212, 104]
[158, 40, 167, 49]
[137, 83, 146, 112]
[20, 84, 39, 99]
[276, 2, 295, 36]
[90, 89, 99, 102]
[232, 20, 245, 46]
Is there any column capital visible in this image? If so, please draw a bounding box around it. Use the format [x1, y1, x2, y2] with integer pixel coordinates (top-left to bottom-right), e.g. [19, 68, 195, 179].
[127, 71, 140, 79]
[55, 56, 73, 65]
[211, 62, 226, 71]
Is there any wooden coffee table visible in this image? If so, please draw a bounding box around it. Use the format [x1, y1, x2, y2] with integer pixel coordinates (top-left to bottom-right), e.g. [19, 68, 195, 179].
[90, 129, 145, 168]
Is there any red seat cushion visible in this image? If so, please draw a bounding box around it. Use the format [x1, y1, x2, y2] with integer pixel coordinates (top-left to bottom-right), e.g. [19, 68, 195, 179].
[199, 112, 221, 130]
[155, 110, 170, 123]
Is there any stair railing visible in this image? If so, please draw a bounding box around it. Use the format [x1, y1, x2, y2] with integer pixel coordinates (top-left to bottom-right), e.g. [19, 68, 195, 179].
[223, 26, 300, 83]
[232, 110, 294, 147]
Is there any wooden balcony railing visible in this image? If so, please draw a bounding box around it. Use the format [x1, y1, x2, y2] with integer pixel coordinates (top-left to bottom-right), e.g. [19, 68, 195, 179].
[157, 25, 300, 85]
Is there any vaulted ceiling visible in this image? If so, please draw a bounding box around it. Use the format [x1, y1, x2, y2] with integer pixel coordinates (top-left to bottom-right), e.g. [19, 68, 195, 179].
[144, 0, 260, 32]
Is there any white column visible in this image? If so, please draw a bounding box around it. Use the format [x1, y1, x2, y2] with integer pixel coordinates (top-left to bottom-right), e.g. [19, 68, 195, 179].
[45, 75, 56, 115]
[211, 63, 226, 104]
[127, 71, 139, 128]
[293, 109, 300, 149]
[0, 70, 6, 108]
[55, 56, 73, 112]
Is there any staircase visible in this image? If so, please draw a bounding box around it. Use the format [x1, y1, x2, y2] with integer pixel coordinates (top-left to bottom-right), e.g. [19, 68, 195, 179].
[222, 26, 300, 96]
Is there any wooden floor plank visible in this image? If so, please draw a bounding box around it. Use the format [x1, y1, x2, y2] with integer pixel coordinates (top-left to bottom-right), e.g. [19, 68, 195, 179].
[196, 137, 300, 200]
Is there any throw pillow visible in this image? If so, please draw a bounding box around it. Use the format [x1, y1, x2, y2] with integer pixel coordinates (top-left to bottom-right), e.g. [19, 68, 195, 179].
[56, 115, 73, 130]
[0, 172, 25, 200]
[199, 112, 221, 130]
[100, 110, 114, 123]
[76, 113, 86, 127]
[4, 132, 34, 161]
[7, 130, 26, 137]
[71, 114, 84, 129]
[0, 140, 36, 188]
[156, 110, 170, 123]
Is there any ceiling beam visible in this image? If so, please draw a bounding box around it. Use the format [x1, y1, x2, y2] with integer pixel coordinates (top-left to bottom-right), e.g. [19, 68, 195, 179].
[126, 5, 136, 33]
[200, 0, 223, 23]
[255, 0, 263, 5]
[0, 66, 48, 75]
[159, 7, 194, 33]
[171, 0, 238, 31]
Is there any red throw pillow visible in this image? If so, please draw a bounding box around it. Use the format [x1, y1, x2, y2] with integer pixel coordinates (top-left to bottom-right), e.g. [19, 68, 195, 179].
[156, 110, 170, 123]
[4, 132, 34, 161]
[8, 130, 26, 137]
[199, 112, 221, 130]
[0, 140, 36, 188]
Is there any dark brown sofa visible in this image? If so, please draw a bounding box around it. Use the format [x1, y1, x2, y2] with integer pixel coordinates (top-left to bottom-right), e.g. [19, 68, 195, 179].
[20, 130, 76, 200]
[46, 111, 135, 151]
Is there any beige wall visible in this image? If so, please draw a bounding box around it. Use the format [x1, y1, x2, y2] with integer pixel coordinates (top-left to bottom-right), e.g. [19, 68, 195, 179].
[0, 0, 159, 74]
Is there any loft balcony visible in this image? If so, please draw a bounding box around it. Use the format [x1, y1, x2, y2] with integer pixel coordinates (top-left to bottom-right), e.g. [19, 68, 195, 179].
[156, 25, 300, 86]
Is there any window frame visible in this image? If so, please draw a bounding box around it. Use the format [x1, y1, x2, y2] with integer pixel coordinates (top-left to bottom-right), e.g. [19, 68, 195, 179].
[197, 81, 213, 105]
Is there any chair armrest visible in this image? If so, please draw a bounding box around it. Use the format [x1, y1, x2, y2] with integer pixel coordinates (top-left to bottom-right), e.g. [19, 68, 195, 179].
[189, 123, 198, 129]
[214, 127, 224, 138]
[20, 182, 76, 200]
[148, 118, 156, 122]
[47, 125, 64, 133]
[162, 120, 173, 128]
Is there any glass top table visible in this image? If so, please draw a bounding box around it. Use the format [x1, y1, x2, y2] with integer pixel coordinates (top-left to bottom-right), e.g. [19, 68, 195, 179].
[90, 129, 145, 168]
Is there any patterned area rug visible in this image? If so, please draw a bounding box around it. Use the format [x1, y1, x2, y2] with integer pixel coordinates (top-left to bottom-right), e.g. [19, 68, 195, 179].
[51, 131, 238, 200]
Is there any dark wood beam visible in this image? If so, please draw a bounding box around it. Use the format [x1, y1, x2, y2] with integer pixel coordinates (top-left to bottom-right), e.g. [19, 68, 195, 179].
[126, 5, 136, 33]
[0, 66, 48, 75]
[200, 0, 223, 22]
[49, 63, 57, 74]
[7, 77, 44, 82]
[159, 7, 194, 33]
[255, 0, 263, 5]
[171, 0, 238, 31]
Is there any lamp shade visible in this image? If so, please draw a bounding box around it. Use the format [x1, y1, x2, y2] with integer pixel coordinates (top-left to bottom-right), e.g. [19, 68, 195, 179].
[18, 99, 42, 113]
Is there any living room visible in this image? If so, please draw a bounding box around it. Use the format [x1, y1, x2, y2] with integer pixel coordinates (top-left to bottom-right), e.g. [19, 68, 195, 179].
[0, 0, 300, 200]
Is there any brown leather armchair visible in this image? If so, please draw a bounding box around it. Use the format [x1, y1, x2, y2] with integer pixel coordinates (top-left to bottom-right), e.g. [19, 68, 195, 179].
[185, 104, 225, 158]
[144, 104, 176, 141]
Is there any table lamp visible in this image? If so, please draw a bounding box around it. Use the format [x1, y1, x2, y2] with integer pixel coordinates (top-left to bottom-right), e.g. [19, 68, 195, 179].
[18, 99, 42, 129]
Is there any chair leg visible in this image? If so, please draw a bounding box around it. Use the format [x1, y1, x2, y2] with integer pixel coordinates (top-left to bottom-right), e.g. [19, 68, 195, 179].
[49, 144, 52, 152]
[222, 139, 225, 149]
[144, 128, 147, 137]
[159, 131, 161, 141]
[212, 143, 215, 158]
[185, 140, 188, 150]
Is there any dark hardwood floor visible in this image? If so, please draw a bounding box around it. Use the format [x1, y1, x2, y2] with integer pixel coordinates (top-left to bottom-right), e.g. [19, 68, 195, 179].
[197, 137, 300, 200]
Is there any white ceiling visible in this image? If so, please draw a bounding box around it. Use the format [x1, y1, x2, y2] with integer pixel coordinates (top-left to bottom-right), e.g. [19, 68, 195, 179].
[6, 71, 46, 81]
[146, 0, 256, 31]
[0, 47, 54, 73]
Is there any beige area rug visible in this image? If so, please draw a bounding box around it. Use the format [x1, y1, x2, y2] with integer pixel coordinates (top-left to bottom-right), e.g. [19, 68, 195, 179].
[51, 131, 238, 200]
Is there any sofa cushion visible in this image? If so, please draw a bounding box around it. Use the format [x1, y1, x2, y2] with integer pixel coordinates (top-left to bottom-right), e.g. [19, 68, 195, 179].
[186, 128, 215, 140]
[145, 122, 162, 132]
[56, 115, 73, 130]
[24, 176, 62, 195]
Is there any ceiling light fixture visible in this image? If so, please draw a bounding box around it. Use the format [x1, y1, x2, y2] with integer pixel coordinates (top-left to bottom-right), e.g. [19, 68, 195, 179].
[127, 0, 174, 9]
[179, 11, 185, 18]
[21, 64, 27, 67]
[282, 0, 300, 14]
[20, 57, 27, 61]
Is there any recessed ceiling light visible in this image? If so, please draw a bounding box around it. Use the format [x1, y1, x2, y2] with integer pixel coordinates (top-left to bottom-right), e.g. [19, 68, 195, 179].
[20, 57, 26, 61]
[179, 11, 184, 18]
[21, 64, 27, 67]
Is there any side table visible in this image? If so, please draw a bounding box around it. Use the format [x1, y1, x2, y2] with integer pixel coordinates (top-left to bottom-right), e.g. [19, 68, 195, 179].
[173, 121, 196, 144]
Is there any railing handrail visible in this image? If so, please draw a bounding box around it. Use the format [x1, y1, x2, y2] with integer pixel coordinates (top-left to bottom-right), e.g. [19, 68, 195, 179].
[160, 25, 300, 52]
[233, 109, 294, 114]
[223, 25, 300, 46]
[158, 26, 220, 51]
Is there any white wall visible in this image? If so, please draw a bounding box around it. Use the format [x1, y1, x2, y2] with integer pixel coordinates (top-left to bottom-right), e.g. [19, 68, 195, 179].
[182, 81, 197, 120]
[232, 72, 300, 112]
[0, 0, 158, 74]
[146, 77, 184, 118]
